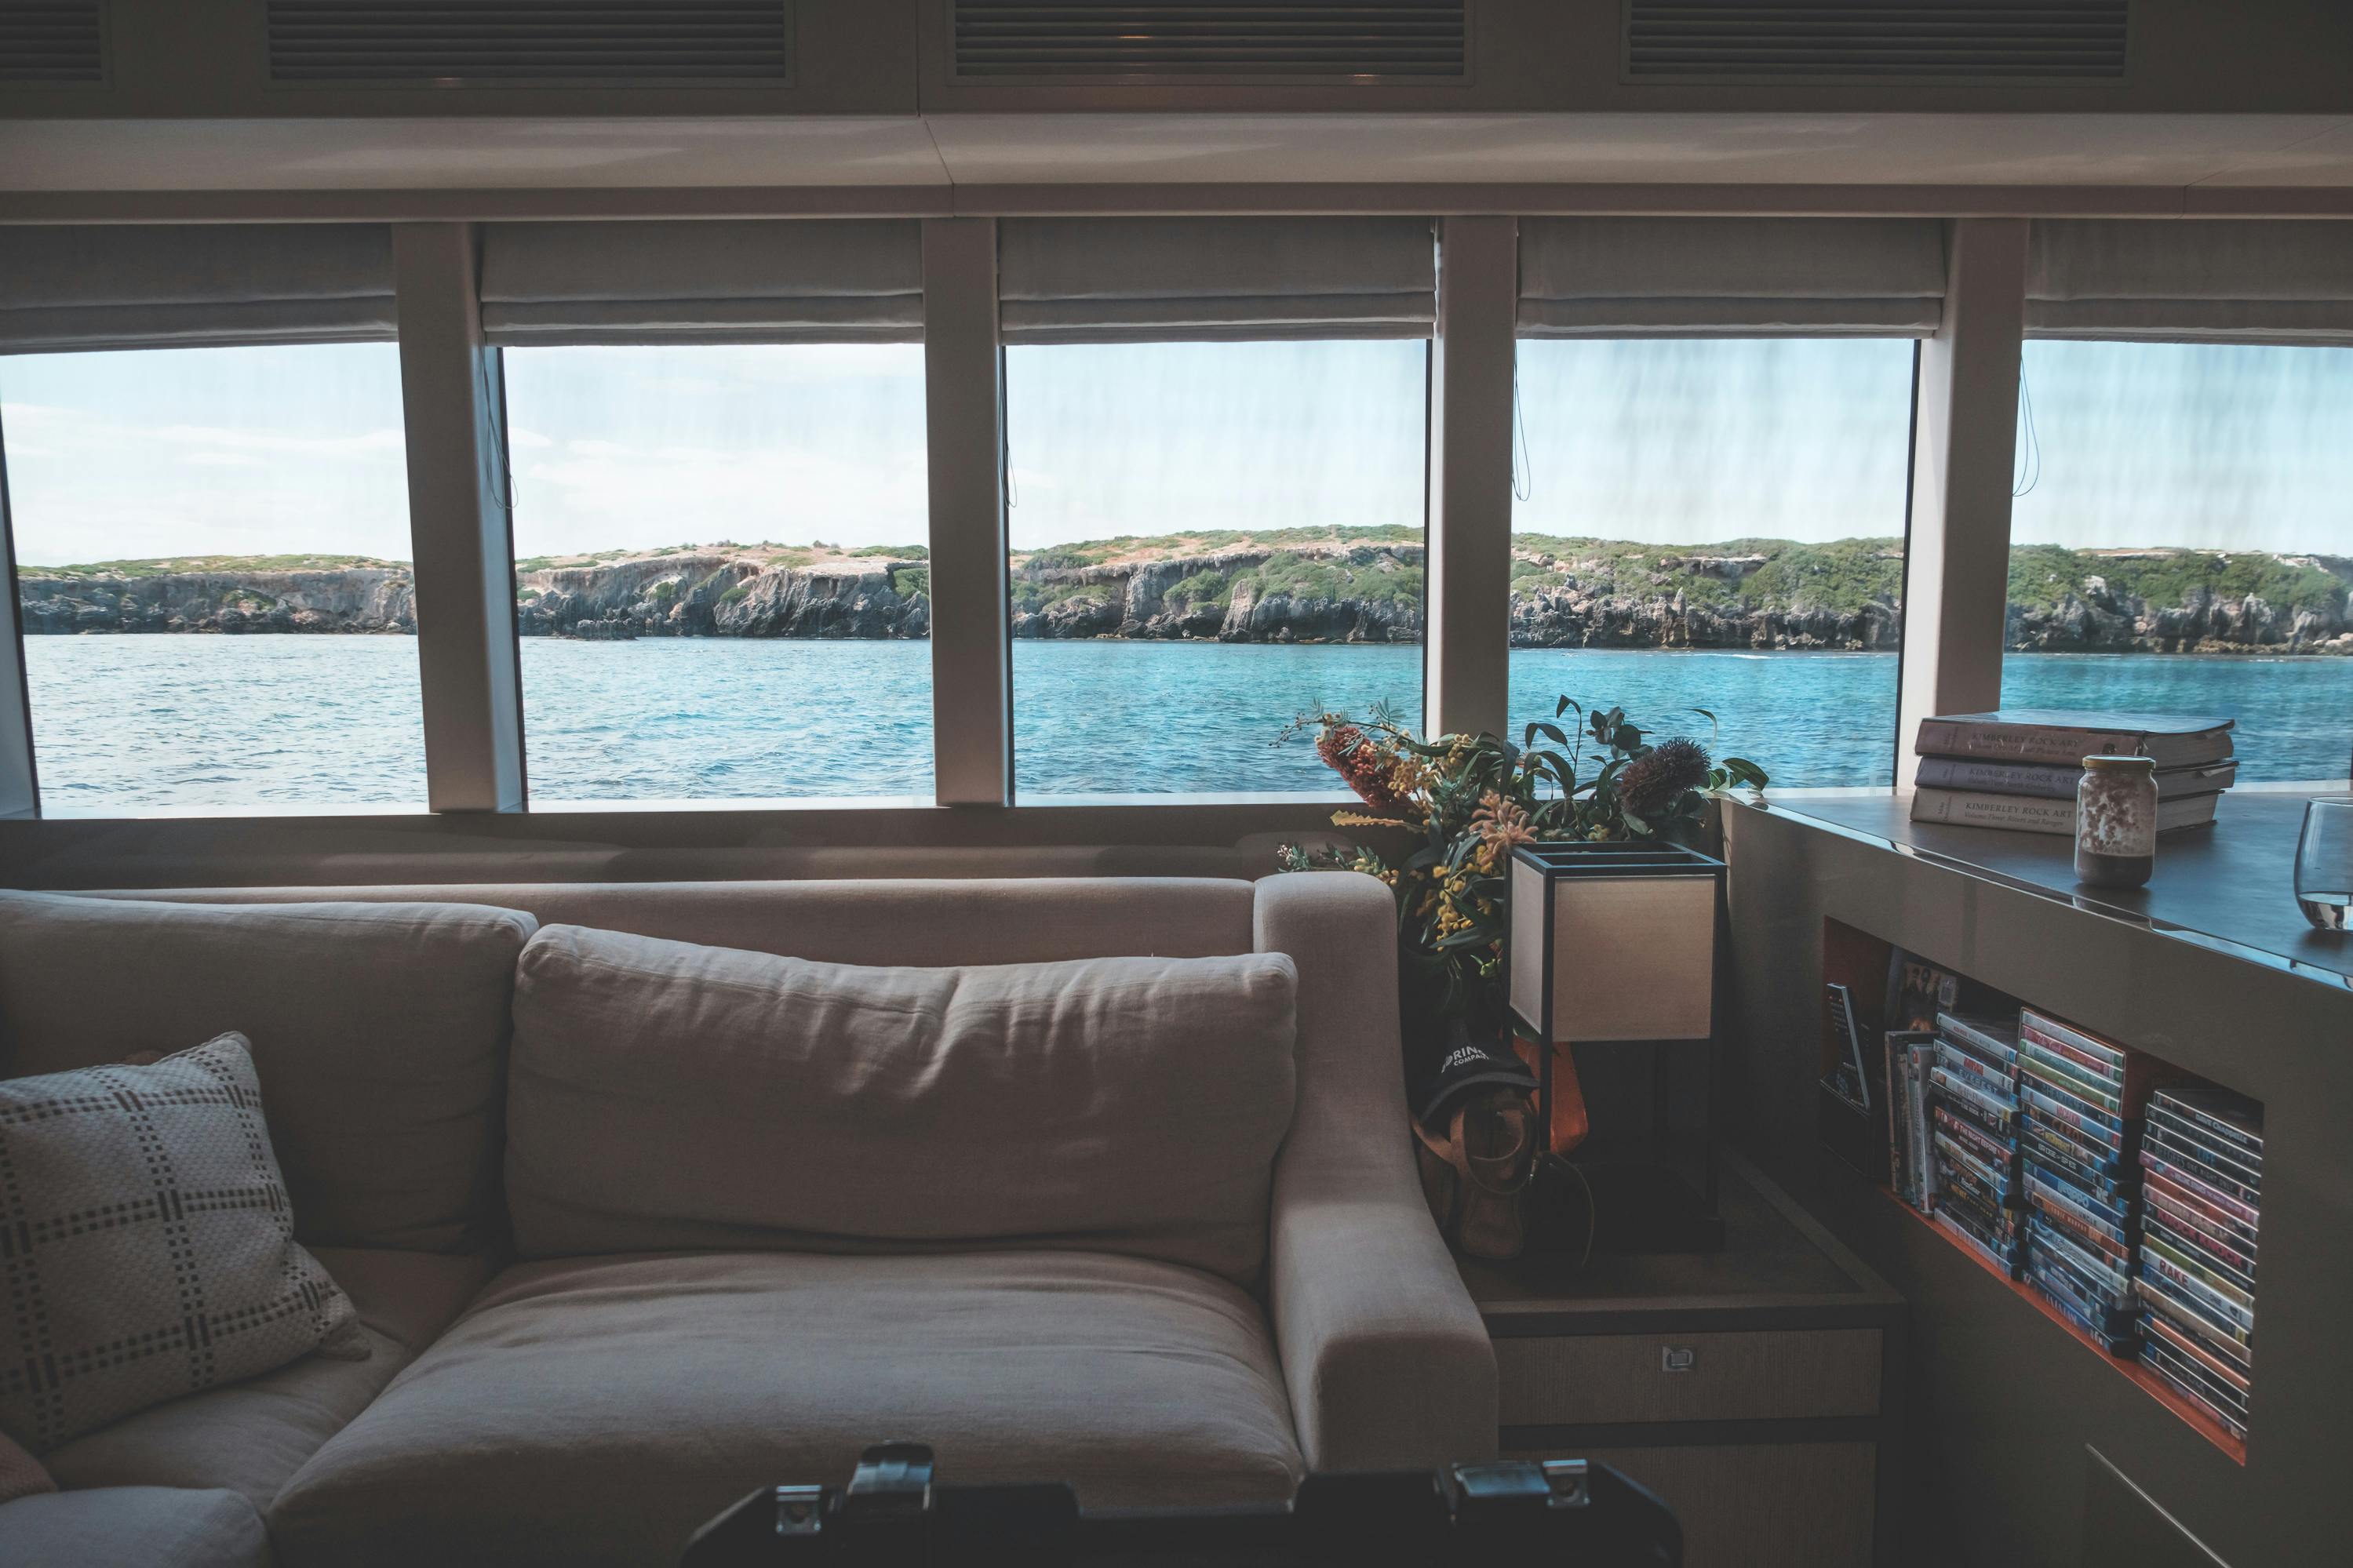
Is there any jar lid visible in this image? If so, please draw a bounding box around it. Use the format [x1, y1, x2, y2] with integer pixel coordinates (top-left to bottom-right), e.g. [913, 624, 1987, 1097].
[2082, 754, 2157, 773]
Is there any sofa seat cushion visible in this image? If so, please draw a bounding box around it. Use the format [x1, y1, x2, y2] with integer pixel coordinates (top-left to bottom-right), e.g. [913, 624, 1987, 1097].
[270, 1250, 1305, 1568]
[42, 1248, 494, 1509]
[0, 1486, 271, 1568]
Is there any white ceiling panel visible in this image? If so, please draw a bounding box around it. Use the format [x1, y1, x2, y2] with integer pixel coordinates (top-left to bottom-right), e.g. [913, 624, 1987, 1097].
[5, 111, 2353, 216]
[923, 113, 2352, 188]
[0, 117, 952, 191]
[2192, 120, 2353, 187]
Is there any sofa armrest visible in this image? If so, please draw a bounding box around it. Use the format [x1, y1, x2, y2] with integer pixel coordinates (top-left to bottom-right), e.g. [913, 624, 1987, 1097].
[1256, 873, 1498, 1474]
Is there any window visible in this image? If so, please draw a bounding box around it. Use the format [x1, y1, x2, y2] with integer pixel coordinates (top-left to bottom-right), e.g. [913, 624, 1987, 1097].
[2003, 340, 2353, 783]
[1002, 339, 1429, 796]
[499, 344, 932, 802]
[1508, 337, 1919, 787]
[2, 344, 423, 813]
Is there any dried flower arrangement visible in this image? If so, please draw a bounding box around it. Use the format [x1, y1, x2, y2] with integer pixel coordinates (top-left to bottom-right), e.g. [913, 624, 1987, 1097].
[1279, 700, 1768, 1052]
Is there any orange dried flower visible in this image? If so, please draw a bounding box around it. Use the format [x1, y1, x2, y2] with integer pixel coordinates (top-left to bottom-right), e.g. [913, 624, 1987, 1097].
[1468, 790, 1539, 871]
[1317, 723, 1412, 815]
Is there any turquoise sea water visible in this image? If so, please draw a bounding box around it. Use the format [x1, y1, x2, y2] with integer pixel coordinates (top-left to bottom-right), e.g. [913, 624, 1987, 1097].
[18, 636, 2351, 812]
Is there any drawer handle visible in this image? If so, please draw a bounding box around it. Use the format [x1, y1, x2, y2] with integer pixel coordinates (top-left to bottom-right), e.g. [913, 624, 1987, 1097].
[1661, 1346, 1698, 1373]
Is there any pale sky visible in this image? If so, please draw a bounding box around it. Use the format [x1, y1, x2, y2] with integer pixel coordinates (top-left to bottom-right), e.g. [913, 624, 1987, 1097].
[1511, 337, 1917, 544]
[2, 344, 413, 566]
[3, 335, 2348, 568]
[2011, 338, 2353, 554]
[1002, 339, 1426, 550]
[501, 343, 930, 558]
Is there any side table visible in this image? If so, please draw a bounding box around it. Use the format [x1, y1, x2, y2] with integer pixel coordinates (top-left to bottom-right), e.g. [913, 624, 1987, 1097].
[1458, 1148, 1904, 1568]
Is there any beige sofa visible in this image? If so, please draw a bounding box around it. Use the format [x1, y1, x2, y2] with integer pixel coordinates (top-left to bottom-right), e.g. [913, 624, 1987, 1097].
[0, 874, 1495, 1567]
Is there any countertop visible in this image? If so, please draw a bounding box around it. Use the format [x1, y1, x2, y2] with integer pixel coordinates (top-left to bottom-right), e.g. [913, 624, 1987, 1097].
[1457, 1148, 1900, 1335]
[1756, 789, 2353, 984]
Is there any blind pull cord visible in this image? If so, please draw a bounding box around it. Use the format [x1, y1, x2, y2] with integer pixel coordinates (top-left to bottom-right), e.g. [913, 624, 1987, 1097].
[1511, 363, 1533, 504]
[2012, 371, 2042, 500]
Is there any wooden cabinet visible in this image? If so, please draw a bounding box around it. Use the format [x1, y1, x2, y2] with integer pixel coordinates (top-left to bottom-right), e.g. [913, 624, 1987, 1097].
[1495, 1326, 1883, 1426]
[1461, 1151, 1903, 1568]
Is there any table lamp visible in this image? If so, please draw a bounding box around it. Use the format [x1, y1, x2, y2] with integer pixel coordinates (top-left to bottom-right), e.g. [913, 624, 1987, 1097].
[1506, 840, 1728, 1253]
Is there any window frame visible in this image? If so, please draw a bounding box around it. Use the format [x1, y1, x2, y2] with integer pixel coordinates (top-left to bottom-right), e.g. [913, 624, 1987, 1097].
[1504, 332, 1928, 792]
[0, 337, 429, 817]
[0, 213, 2344, 829]
[996, 333, 1437, 802]
[490, 338, 940, 809]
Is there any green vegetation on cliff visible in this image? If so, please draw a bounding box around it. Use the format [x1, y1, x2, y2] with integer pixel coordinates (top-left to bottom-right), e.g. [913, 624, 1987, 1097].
[1232, 551, 1423, 610]
[1008, 524, 1419, 572]
[2007, 543, 2349, 616]
[1167, 569, 1231, 608]
[1510, 534, 1905, 617]
[1007, 530, 1425, 621]
[512, 540, 929, 574]
[1007, 576, 1104, 616]
[24, 553, 408, 578]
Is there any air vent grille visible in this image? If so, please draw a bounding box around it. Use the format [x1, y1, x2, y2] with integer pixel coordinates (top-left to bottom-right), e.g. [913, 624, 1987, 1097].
[266, 1, 789, 82]
[952, 2, 1466, 81]
[1627, 2, 2129, 82]
[0, 0, 104, 84]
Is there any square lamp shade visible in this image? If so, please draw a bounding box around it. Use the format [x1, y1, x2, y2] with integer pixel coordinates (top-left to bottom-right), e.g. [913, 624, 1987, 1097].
[1507, 842, 1726, 1045]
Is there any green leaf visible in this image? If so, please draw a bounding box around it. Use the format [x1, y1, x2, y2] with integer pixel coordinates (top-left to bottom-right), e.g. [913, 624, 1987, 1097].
[1524, 720, 1568, 750]
[1721, 757, 1770, 790]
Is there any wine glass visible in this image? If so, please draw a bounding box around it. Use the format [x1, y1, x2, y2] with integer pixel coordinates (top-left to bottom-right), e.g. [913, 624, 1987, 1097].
[2296, 795, 2353, 933]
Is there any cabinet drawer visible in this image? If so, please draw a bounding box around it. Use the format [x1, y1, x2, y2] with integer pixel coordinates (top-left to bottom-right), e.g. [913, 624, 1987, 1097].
[1506, 1442, 1875, 1568]
[1495, 1328, 1881, 1425]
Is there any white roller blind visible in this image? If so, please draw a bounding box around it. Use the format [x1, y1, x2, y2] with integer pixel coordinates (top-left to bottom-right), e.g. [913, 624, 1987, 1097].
[0, 224, 395, 354]
[1517, 217, 1947, 337]
[479, 220, 924, 346]
[2027, 220, 2353, 344]
[997, 217, 1435, 344]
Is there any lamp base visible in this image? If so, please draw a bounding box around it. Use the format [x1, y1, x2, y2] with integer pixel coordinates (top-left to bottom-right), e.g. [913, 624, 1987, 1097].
[1528, 1149, 1726, 1256]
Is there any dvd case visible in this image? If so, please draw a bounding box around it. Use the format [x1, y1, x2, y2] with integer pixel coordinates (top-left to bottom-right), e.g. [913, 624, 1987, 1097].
[2134, 1081, 2261, 1440]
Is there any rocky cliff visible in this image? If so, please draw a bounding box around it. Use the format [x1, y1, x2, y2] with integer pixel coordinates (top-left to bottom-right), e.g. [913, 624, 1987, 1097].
[1009, 540, 1423, 642]
[2005, 545, 2353, 654]
[18, 562, 416, 634]
[515, 551, 929, 639]
[19, 538, 2351, 654]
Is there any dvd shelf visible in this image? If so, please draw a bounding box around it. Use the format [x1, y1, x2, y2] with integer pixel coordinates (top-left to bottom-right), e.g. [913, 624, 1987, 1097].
[1819, 921, 2260, 1463]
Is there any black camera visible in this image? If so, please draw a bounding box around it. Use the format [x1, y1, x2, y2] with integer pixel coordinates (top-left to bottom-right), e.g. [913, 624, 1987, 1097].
[683, 1442, 1681, 1566]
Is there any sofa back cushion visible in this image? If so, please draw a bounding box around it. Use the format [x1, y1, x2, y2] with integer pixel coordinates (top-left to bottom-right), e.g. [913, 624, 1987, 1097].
[78, 877, 1258, 969]
[506, 924, 1299, 1285]
[0, 892, 536, 1253]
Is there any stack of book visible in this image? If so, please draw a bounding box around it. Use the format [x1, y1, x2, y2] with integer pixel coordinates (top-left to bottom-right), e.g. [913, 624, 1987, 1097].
[2136, 1085, 2260, 1441]
[1920, 1012, 2023, 1274]
[2014, 1009, 2142, 1353]
[1910, 711, 2236, 835]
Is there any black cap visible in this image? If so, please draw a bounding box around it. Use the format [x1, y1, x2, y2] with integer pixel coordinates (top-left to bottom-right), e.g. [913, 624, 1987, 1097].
[1415, 1024, 1539, 1131]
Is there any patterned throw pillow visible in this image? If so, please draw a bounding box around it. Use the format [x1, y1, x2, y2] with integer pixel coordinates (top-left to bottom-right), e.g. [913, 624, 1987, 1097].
[0, 1032, 363, 1451]
[0, 1426, 53, 1503]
